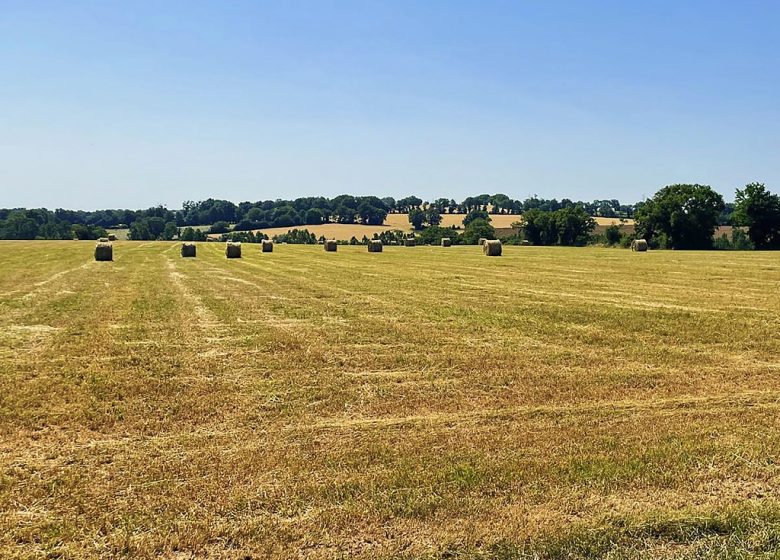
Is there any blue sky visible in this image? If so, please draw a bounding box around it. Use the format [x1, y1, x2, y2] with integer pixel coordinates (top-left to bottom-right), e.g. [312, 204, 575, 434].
[2, 0, 779, 210]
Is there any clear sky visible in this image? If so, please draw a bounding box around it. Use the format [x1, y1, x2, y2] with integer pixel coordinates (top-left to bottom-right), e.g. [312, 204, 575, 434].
[2, 1, 779, 210]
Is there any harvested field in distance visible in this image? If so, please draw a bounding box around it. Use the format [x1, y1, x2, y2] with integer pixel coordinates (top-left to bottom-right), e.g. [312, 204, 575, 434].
[1, 241, 780, 558]
[242, 215, 637, 241]
[387, 214, 635, 229]
[235, 222, 399, 241]
[384, 212, 527, 229]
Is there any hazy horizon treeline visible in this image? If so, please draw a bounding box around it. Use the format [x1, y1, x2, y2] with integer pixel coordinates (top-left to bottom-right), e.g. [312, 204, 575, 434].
[1, 185, 772, 245]
[0, 193, 683, 240]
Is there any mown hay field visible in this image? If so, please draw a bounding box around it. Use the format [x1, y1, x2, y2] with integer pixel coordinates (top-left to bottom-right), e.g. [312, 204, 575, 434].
[1, 241, 779, 559]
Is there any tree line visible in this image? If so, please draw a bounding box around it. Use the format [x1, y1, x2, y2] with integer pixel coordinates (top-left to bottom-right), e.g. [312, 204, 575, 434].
[0, 184, 778, 249]
[407, 183, 778, 250]
[0, 194, 639, 241]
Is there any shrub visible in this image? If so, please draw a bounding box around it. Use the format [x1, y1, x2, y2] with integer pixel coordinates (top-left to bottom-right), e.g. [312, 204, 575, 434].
[209, 221, 230, 234]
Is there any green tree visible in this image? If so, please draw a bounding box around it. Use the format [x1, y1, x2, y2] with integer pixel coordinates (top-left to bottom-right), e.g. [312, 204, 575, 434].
[128, 220, 153, 241]
[521, 209, 557, 245]
[635, 184, 725, 249]
[417, 225, 458, 245]
[305, 208, 324, 225]
[461, 218, 495, 244]
[179, 227, 196, 241]
[0, 211, 39, 239]
[335, 205, 356, 224]
[273, 229, 317, 244]
[209, 221, 230, 234]
[554, 206, 596, 246]
[732, 182, 780, 249]
[162, 221, 179, 240]
[408, 208, 425, 230]
[604, 224, 621, 246]
[462, 209, 490, 226]
[425, 208, 442, 227]
[72, 224, 108, 240]
[357, 202, 387, 226]
[146, 216, 166, 238]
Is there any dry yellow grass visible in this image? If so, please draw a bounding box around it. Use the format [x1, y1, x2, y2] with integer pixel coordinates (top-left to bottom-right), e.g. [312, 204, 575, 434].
[592, 216, 635, 226]
[1, 241, 779, 558]
[247, 222, 399, 240]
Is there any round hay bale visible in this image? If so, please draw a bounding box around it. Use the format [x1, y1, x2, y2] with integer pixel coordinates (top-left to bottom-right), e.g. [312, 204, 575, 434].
[441, 237, 452, 247]
[94, 242, 113, 261]
[324, 239, 337, 252]
[225, 241, 242, 258]
[261, 239, 274, 253]
[181, 242, 196, 257]
[107, 233, 117, 242]
[368, 239, 383, 252]
[631, 239, 648, 252]
[483, 239, 502, 256]
[404, 237, 416, 247]
[98, 237, 109, 243]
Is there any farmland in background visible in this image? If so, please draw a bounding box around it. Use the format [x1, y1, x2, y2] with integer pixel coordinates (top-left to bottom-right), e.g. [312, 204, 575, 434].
[1, 241, 779, 558]
[240, 214, 639, 241]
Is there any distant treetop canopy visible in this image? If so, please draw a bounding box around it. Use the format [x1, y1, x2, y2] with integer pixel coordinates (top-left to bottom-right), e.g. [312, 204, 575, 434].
[0, 186, 773, 249]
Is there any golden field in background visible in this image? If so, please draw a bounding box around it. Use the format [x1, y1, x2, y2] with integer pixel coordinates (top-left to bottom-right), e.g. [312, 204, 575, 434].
[226, 214, 636, 241]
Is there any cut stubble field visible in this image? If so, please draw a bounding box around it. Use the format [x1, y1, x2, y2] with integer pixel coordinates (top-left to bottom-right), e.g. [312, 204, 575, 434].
[1, 241, 779, 559]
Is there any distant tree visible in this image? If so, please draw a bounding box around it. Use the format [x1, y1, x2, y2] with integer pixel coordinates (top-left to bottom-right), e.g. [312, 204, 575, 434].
[425, 208, 442, 227]
[462, 209, 490, 227]
[732, 182, 780, 249]
[305, 208, 324, 225]
[225, 230, 267, 243]
[179, 227, 195, 241]
[335, 205, 357, 224]
[604, 224, 621, 246]
[0, 210, 39, 239]
[128, 220, 153, 241]
[555, 206, 596, 246]
[375, 229, 406, 245]
[143, 216, 165, 238]
[731, 228, 755, 250]
[461, 218, 495, 244]
[271, 205, 300, 227]
[72, 224, 107, 240]
[520, 207, 594, 246]
[209, 221, 230, 234]
[162, 221, 179, 240]
[417, 225, 459, 245]
[273, 229, 317, 244]
[408, 208, 426, 230]
[396, 196, 423, 213]
[635, 184, 725, 249]
[357, 201, 387, 226]
[180, 227, 208, 241]
[489, 193, 511, 213]
[521, 209, 558, 245]
[430, 198, 450, 213]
